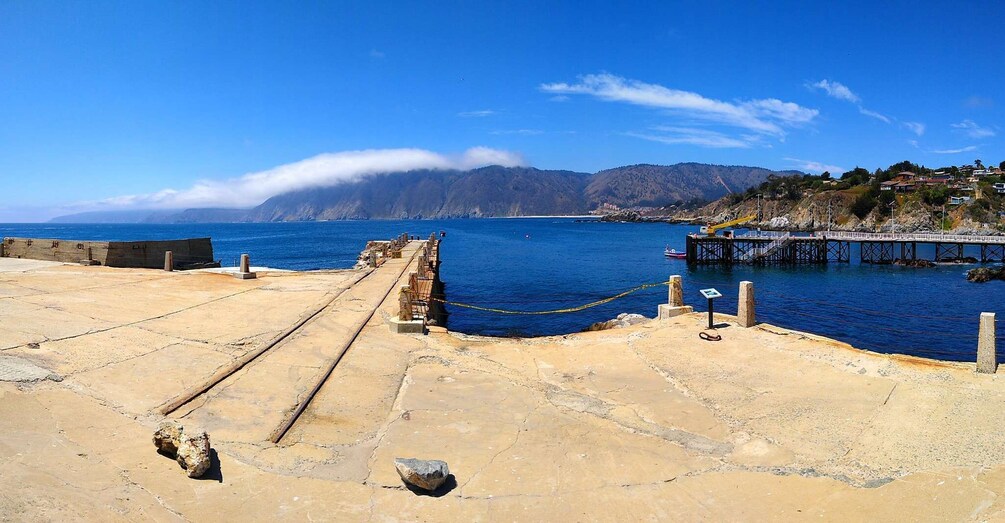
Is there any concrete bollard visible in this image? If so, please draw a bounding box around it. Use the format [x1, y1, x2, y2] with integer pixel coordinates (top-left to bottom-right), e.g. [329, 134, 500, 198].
[164, 251, 174, 272]
[234, 254, 257, 279]
[737, 281, 755, 327]
[658, 274, 693, 319]
[399, 286, 413, 321]
[668, 275, 683, 307]
[977, 312, 997, 374]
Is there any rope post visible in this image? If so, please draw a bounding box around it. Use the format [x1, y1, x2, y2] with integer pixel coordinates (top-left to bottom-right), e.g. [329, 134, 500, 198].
[668, 275, 683, 307]
[737, 281, 755, 327]
[164, 251, 174, 272]
[368, 251, 377, 268]
[240, 254, 251, 273]
[398, 286, 413, 321]
[658, 275, 693, 319]
[977, 312, 997, 374]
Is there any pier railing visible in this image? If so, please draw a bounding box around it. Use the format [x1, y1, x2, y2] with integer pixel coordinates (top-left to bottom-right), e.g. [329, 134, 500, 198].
[739, 230, 1005, 245]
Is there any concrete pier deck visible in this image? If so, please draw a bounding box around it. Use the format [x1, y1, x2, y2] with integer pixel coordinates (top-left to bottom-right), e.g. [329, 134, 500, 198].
[3, 249, 1005, 521]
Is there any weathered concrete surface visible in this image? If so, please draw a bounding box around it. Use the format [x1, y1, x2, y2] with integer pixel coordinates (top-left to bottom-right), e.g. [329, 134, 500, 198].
[4, 256, 1005, 520]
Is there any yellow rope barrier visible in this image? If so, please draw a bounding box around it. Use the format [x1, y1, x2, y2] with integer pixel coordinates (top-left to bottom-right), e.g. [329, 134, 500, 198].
[427, 281, 669, 315]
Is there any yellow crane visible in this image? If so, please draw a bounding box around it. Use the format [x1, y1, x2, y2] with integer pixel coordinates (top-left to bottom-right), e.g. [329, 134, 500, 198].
[699, 214, 757, 236]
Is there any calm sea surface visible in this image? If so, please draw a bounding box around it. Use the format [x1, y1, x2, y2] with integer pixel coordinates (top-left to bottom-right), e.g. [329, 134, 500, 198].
[2, 219, 998, 362]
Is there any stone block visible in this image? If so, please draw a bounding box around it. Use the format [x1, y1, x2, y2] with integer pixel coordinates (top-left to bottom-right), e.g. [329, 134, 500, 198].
[658, 304, 693, 320]
[388, 318, 425, 334]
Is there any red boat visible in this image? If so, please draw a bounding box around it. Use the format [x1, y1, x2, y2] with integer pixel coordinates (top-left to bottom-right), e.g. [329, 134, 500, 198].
[664, 247, 686, 259]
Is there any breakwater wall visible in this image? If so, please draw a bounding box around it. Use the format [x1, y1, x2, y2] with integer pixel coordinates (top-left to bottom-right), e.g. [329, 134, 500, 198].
[1, 237, 216, 269]
[390, 233, 446, 332]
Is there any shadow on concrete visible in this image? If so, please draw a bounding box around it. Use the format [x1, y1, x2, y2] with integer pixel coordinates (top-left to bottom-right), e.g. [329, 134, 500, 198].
[404, 474, 457, 497]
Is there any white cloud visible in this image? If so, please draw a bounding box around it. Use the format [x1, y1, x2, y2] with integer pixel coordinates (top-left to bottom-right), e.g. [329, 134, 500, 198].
[626, 127, 753, 149]
[84, 147, 525, 210]
[541, 73, 817, 137]
[858, 107, 891, 123]
[458, 109, 496, 117]
[784, 157, 845, 174]
[931, 145, 978, 154]
[808, 80, 860, 103]
[902, 121, 926, 136]
[951, 119, 996, 138]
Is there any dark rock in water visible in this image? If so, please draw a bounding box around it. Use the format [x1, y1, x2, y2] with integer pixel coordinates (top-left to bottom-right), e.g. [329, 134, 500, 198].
[394, 458, 450, 491]
[968, 266, 1005, 283]
[938, 256, 979, 264]
[894, 259, 936, 268]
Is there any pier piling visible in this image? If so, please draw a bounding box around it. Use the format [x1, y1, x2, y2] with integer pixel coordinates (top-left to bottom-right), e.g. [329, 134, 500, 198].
[977, 312, 997, 374]
[164, 251, 173, 272]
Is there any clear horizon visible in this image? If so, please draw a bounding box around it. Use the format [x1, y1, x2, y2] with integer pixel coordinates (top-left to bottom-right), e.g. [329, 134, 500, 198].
[2, 1, 1002, 222]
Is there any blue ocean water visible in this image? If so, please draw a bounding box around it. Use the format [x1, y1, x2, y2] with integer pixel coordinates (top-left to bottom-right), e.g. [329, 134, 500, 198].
[2, 219, 997, 362]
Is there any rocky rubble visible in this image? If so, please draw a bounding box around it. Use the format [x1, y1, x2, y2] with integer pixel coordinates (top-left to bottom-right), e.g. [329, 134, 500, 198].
[584, 313, 649, 331]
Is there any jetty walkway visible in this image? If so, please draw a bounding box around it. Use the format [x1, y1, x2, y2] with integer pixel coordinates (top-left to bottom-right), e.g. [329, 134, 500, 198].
[688, 229, 1005, 265]
[4, 237, 1005, 520]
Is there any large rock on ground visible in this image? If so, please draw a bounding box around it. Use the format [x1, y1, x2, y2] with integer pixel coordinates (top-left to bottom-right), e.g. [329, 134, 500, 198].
[152, 420, 182, 455]
[152, 421, 212, 478]
[394, 458, 450, 491]
[176, 431, 212, 478]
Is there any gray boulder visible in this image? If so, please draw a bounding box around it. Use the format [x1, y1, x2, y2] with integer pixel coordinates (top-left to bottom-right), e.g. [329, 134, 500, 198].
[394, 458, 450, 491]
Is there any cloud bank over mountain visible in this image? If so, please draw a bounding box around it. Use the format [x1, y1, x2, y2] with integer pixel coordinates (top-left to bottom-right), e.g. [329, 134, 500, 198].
[79, 147, 525, 212]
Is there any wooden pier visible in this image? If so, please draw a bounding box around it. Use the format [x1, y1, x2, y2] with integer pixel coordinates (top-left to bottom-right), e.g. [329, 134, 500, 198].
[686, 231, 1005, 265]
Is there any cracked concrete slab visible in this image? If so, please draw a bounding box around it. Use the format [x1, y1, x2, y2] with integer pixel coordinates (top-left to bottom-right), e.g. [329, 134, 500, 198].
[5, 255, 1005, 520]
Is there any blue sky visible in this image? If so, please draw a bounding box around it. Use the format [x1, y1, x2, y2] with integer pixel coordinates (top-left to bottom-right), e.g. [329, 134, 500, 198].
[1, 1, 1002, 221]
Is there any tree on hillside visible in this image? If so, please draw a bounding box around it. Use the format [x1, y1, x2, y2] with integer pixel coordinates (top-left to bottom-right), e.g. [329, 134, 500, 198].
[841, 167, 870, 185]
[850, 193, 877, 219]
[976, 159, 984, 170]
[999, 160, 1004, 170]
[821, 171, 831, 180]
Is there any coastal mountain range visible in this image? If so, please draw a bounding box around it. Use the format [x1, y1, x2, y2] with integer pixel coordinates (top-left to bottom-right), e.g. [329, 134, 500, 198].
[51, 163, 800, 223]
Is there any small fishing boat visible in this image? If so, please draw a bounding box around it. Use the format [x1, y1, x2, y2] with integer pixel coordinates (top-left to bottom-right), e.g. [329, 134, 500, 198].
[664, 246, 686, 259]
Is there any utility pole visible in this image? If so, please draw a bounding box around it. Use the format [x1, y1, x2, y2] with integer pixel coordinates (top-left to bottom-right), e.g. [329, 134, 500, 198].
[756, 193, 762, 223]
[890, 200, 897, 233]
[942, 204, 946, 235]
[827, 198, 833, 233]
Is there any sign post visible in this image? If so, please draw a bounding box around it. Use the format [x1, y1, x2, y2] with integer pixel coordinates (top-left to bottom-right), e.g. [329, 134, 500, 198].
[699, 288, 722, 330]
